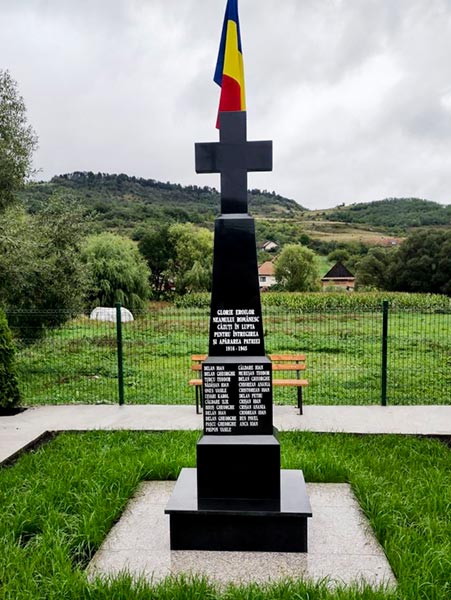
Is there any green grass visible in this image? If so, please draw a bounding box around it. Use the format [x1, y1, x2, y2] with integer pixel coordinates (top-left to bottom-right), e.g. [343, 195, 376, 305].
[12, 304, 451, 406]
[1, 431, 450, 598]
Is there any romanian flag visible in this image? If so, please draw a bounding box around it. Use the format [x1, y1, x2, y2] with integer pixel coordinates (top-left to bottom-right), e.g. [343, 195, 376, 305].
[214, 0, 246, 128]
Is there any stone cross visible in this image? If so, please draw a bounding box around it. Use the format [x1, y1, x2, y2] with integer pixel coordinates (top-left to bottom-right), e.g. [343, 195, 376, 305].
[195, 111, 273, 213]
[165, 108, 312, 555]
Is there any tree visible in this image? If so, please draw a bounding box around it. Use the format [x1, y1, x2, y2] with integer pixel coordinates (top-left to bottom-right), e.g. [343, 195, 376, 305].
[328, 248, 350, 264]
[356, 247, 395, 290]
[0, 196, 89, 338]
[0, 70, 38, 211]
[167, 224, 213, 294]
[275, 245, 320, 292]
[356, 231, 451, 295]
[183, 260, 212, 292]
[138, 225, 174, 296]
[82, 233, 151, 310]
[387, 230, 451, 295]
[26, 196, 89, 316]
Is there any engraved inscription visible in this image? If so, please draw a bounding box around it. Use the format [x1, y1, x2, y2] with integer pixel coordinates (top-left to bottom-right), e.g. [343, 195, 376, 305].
[203, 361, 272, 435]
[237, 364, 271, 428]
[203, 364, 237, 434]
[211, 309, 262, 353]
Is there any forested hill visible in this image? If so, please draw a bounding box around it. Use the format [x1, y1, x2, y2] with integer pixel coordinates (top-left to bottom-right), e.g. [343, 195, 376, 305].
[20, 171, 305, 230]
[20, 174, 451, 236]
[322, 198, 451, 229]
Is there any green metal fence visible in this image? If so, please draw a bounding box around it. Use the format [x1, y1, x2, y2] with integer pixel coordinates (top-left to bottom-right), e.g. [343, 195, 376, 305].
[6, 303, 451, 406]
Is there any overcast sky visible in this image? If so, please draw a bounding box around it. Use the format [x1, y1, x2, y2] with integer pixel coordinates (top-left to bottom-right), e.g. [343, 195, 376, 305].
[2, 0, 451, 209]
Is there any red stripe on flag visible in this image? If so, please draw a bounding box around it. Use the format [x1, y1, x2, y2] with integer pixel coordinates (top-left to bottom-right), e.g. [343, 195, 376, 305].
[216, 75, 242, 128]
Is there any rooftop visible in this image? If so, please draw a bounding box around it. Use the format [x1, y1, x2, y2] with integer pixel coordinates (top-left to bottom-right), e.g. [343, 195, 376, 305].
[322, 261, 355, 280]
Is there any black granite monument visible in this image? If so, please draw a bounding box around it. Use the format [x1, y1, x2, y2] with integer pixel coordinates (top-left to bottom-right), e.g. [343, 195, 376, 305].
[165, 111, 312, 552]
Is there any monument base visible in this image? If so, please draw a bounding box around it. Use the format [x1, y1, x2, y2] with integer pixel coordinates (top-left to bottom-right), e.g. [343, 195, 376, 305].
[165, 468, 312, 552]
[197, 432, 281, 510]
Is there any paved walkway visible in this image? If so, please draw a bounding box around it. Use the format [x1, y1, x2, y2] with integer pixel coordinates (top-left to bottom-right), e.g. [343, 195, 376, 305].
[2, 404, 451, 464]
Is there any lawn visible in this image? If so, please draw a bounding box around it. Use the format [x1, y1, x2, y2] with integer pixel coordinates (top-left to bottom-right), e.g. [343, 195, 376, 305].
[0, 431, 450, 599]
[12, 304, 451, 406]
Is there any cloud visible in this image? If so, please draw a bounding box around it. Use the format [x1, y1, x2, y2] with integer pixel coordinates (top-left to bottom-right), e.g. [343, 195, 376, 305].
[1, 0, 451, 208]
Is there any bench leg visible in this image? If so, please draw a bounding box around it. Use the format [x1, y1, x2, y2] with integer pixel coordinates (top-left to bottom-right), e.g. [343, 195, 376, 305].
[195, 386, 200, 414]
[298, 387, 303, 415]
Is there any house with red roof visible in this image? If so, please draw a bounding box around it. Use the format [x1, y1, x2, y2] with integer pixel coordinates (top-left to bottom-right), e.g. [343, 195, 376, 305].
[258, 260, 277, 289]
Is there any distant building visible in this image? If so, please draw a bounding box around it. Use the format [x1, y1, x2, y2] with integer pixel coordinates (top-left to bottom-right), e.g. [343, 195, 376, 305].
[258, 260, 277, 289]
[321, 262, 356, 291]
[260, 240, 278, 252]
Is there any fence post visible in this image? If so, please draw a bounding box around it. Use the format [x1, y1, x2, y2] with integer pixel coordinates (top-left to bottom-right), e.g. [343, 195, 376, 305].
[381, 300, 389, 406]
[116, 302, 125, 406]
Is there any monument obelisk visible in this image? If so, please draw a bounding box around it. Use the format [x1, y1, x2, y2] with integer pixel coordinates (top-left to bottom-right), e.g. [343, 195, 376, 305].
[165, 0, 311, 552]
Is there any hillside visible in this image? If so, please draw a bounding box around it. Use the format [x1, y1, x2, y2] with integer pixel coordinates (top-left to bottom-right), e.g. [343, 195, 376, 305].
[20, 171, 306, 231]
[299, 220, 403, 246]
[314, 197, 451, 230]
[18, 175, 451, 250]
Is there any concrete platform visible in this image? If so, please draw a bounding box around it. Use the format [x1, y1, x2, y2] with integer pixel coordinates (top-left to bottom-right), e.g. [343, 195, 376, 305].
[1, 404, 451, 466]
[88, 481, 396, 589]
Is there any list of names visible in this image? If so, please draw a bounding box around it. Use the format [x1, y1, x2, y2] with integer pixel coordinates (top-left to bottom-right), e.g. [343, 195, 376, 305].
[203, 364, 237, 434]
[203, 362, 272, 434]
[237, 364, 271, 429]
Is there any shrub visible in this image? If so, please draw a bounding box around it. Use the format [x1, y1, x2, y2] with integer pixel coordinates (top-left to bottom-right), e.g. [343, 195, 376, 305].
[0, 309, 20, 409]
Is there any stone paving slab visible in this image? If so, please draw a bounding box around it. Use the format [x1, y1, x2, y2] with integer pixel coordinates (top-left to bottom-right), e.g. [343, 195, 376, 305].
[0, 428, 47, 464]
[1, 405, 201, 431]
[88, 481, 396, 589]
[4, 404, 451, 434]
[276, 404, 451, 435]
[2, 404, 451, 466]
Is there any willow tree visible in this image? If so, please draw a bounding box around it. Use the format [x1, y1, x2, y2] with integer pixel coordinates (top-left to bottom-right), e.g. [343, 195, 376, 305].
[82, 233, 151, 310]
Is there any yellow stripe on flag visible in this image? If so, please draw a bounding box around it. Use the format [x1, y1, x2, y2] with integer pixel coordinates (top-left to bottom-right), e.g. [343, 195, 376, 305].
[238, 51, 246, 109]
[223, 20, 245, 105]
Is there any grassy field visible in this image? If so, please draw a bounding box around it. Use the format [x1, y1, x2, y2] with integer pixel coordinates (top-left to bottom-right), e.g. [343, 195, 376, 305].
[1, 431, 450, 599]
[300, 220, 404, 246]
[12, 304, 451, 407]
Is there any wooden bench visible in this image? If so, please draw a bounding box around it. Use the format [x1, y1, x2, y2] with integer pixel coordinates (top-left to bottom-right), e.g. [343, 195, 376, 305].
[189, 354, 308, 415]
